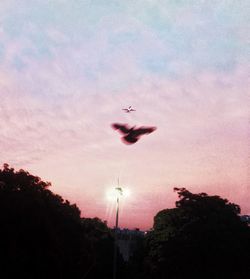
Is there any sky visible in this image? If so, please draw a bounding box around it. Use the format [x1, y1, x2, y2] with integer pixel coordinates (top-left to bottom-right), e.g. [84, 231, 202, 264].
[0, 0, 249, 230]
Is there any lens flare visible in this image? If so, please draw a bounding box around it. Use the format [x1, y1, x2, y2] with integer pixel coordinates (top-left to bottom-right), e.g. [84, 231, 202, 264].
[106, 187, 131, 201]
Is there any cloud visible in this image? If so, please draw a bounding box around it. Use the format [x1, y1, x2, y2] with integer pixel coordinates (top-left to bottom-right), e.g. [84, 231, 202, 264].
[0, 0, 249, 228]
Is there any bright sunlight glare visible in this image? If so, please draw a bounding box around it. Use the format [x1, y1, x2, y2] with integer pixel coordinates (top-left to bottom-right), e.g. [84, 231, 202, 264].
[106, 187, 131, 202]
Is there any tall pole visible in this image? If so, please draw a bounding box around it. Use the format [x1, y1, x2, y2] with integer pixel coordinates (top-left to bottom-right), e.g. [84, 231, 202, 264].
[113, 195, 119, 279]
[113, 179, 122, 279]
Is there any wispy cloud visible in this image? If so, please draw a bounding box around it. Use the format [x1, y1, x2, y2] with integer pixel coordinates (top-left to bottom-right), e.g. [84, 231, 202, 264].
[0, 0, 249, 229]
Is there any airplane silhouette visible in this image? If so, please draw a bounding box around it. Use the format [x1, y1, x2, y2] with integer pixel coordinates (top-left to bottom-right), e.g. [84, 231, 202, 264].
[111, 123, 156, 144]
[122, 106, 136, 113]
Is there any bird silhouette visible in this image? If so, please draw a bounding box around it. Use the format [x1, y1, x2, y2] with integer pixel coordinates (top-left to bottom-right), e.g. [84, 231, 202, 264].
[122, 106, 136, 113]
[111, 123, 156, 144]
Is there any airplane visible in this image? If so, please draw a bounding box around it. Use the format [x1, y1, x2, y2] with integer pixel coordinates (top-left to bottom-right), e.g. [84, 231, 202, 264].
[111, 123, 156, 144]
[122, 106, 136, 113]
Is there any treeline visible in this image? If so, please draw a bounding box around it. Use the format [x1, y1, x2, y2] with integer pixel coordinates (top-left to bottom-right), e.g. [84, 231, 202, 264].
[0, 164, 249, 279]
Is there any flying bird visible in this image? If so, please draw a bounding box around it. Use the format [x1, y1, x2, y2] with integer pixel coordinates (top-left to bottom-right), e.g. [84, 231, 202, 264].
[111, 123, 157, 144]
[122, 106, 136, 113]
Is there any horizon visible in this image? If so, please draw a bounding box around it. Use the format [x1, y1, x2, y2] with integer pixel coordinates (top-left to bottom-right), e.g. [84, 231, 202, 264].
[0, 1, 249, 230]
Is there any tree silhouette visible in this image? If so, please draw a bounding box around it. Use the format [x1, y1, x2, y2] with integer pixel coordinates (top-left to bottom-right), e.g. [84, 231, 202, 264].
[144, 188, 250, 279]
[81, 217, 115, 279]
[0, 164, 94, 279]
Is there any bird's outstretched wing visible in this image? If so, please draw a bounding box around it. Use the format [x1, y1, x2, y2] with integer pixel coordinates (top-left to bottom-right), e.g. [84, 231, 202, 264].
[132, 126, 157, 137]
[122, 109, 129, 112]
[111, 123, 131, 134]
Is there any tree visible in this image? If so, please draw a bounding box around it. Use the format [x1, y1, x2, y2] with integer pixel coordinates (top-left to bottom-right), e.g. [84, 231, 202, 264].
[124, 230, 146, 279]
[81, 217, 114, 279]
[0, 164, 94, 279]
[145, 188, 250, 279]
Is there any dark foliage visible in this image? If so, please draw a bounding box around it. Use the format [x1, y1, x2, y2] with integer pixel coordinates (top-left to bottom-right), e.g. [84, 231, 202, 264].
[124, 231, 146, 279]
[144, 188, 250, 279]
[80, 218, 127, 278]
[0, 164, 111, 279]
[2, 164, 249, 279]
[81, 217, 115, 279]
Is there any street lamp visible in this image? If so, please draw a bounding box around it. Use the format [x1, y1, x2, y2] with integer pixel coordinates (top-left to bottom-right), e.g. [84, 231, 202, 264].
[113, 182, 123, 279]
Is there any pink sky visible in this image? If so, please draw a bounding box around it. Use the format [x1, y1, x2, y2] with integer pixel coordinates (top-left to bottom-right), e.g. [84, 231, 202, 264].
[0, 1, 249, 230]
